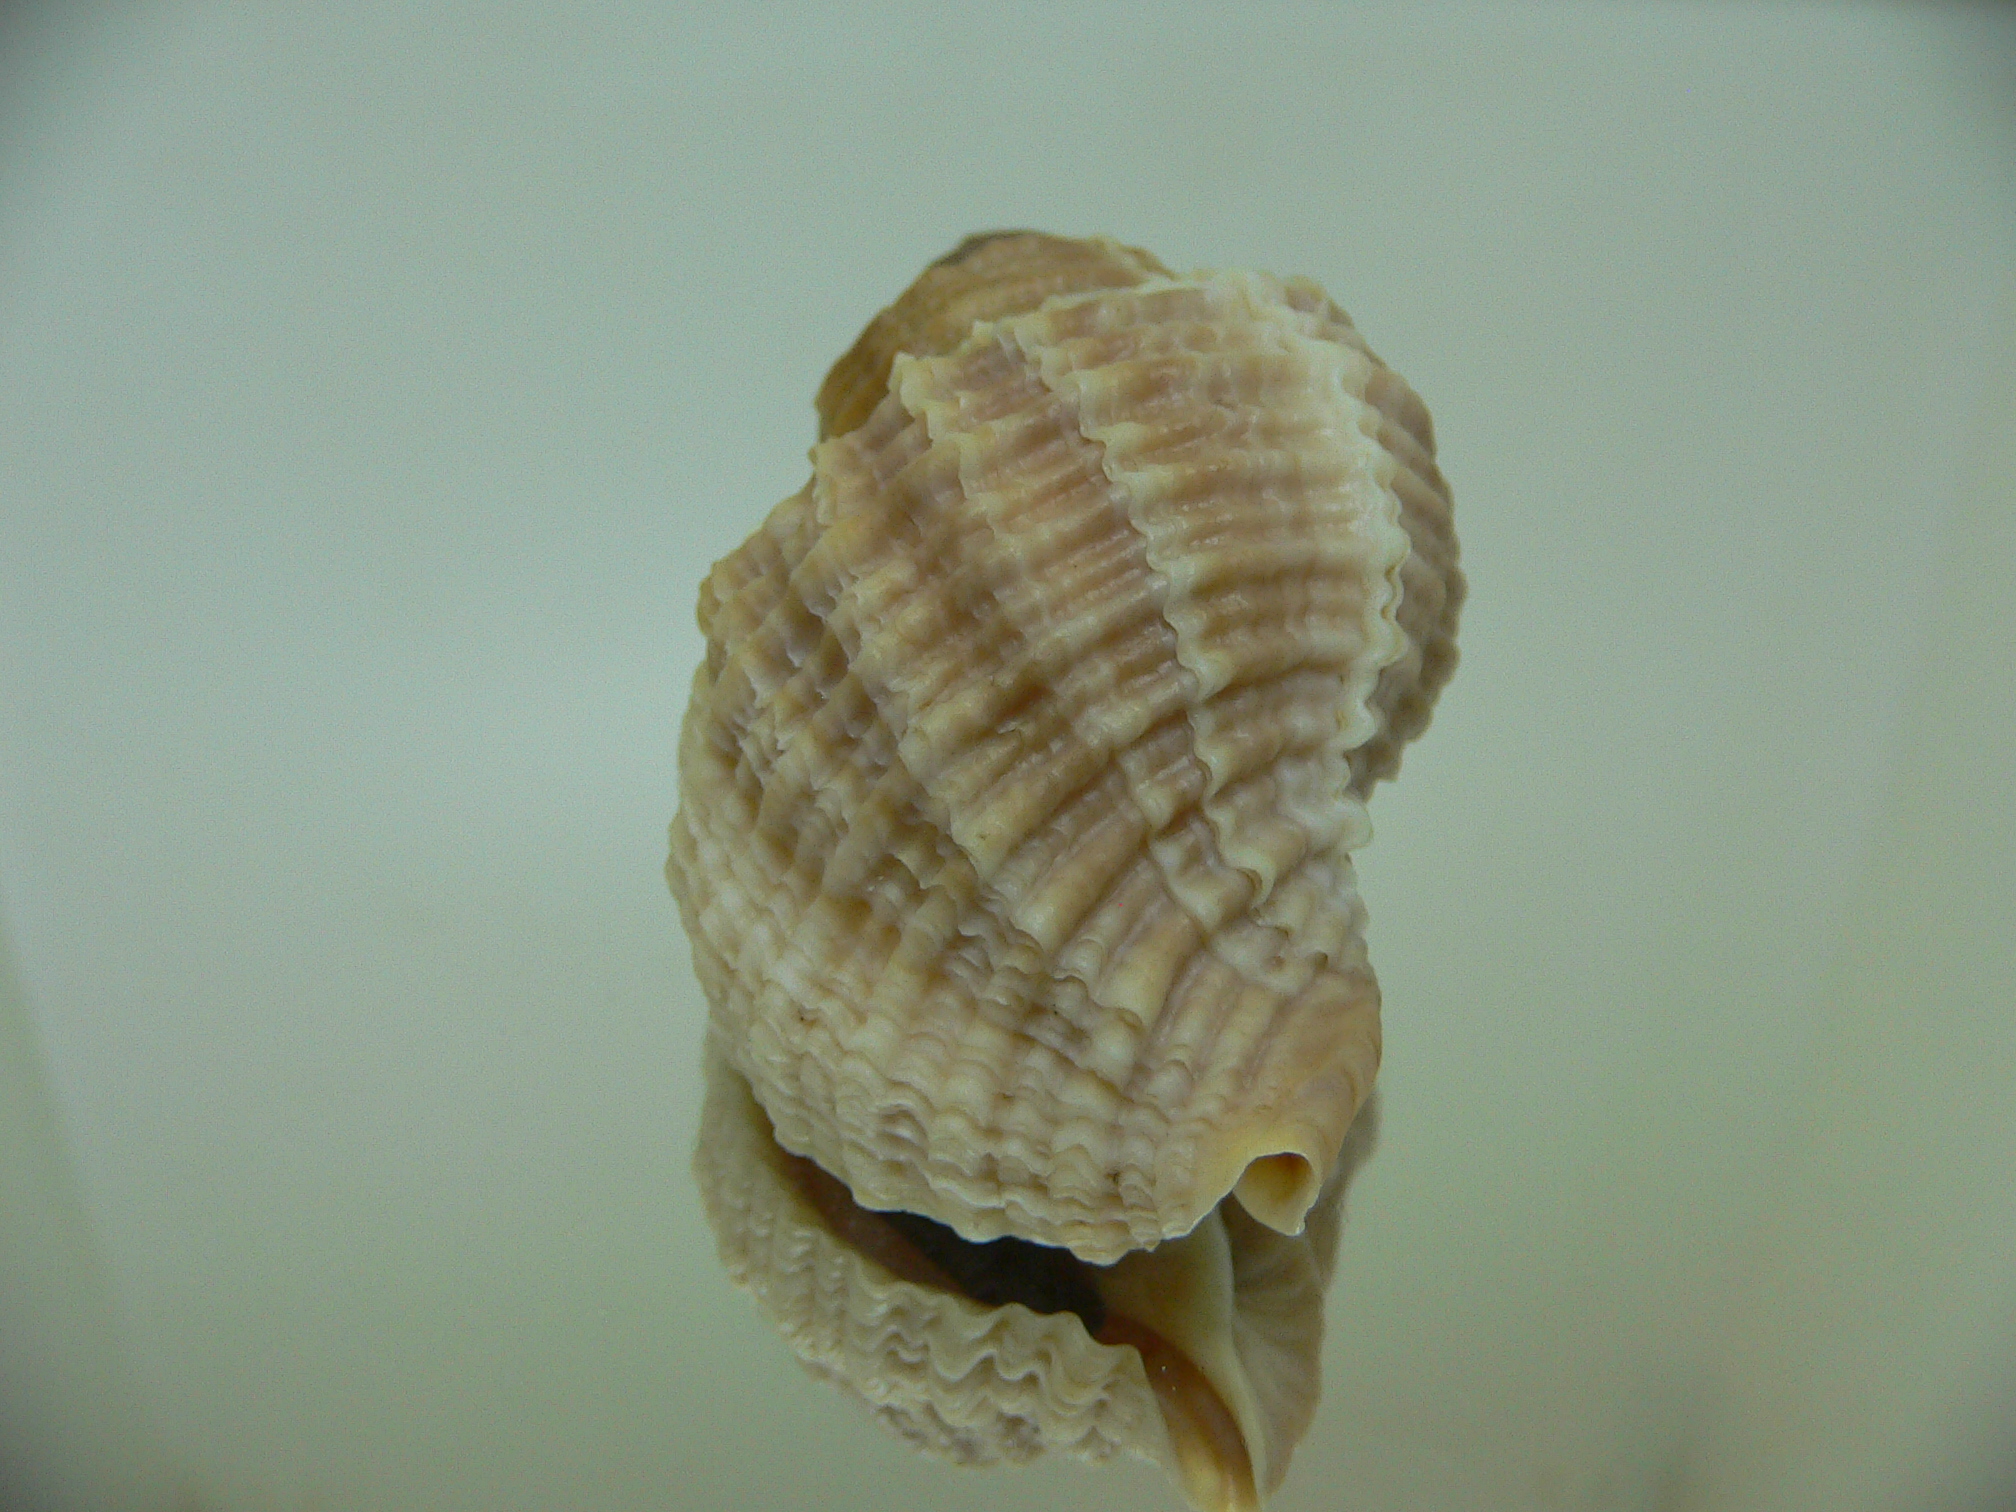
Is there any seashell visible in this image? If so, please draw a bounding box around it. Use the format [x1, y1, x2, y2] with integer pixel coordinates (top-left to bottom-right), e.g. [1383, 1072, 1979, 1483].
[693, 1042, 1381, 1511]
[668, 230, 1459, 1270]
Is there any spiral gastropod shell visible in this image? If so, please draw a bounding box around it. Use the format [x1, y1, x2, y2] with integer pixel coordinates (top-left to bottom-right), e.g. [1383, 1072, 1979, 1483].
[671, 231, 1461, 1508]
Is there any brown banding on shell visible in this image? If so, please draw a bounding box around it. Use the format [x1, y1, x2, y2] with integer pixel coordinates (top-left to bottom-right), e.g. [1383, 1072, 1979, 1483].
[814, 231, 1170, 439]
[671, 230, 1458, 1505]
[672, 237, 1458, 1264]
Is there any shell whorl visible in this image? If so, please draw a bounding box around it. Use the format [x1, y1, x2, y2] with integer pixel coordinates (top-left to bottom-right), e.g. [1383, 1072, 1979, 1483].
[692, 1042, 1380, 1509]
[669, 233, 1460, 1264]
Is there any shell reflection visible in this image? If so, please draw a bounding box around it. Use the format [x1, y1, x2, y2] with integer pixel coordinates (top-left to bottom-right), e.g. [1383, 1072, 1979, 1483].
[694, 1044, 1379, 1512]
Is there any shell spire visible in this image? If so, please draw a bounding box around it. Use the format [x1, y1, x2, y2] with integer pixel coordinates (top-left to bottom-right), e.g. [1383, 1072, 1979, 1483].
[669, 231, 1460, 1268]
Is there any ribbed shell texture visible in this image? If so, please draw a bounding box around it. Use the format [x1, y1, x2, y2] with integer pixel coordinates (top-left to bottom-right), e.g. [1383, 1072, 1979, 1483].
[669, 234, 1459, 1264]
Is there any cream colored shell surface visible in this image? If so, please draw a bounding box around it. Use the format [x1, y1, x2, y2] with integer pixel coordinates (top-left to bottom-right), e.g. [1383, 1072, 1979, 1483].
[692, 1043, 1379, 1511]
[694, 1043, 1166, 1471]
[668, 235, 1459, 1264]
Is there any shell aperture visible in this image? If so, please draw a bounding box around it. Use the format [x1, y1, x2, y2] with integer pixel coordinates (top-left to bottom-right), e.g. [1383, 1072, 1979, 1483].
[694, 1045, 1380, 1510]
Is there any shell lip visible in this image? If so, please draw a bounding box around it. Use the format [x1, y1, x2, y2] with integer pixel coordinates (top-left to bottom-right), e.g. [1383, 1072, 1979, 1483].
[781, 1130, 1267, 1508]
[695, 1040, 1380, 1511]
[1234, 1151, 1323, 1236]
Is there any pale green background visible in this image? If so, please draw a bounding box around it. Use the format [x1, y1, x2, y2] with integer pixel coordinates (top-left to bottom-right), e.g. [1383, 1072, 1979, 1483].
[2, 4, 2013, 1510]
